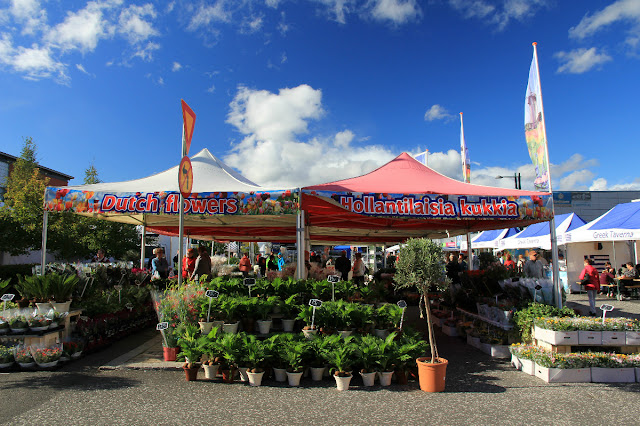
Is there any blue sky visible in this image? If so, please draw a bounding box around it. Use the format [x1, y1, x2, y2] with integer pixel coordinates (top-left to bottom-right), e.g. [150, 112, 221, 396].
[1, 0, 639, 192]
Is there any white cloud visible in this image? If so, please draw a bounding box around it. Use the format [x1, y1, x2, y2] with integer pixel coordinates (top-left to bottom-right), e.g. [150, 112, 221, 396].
[9, 0, 48, 35]
[590, 178, 608, 191]
[277, 11, 290, 35]
[241, 15, 264, 34]
[172, 61, 182, 71]
[132, 41, 160, 61]
[281, 52, 287, 64]
[45, 0, 119, 53]
[368, 0, 421, 25]
[569, 0, 640, 39]
[448, 0, 546, 30]
[157, 76, 164, 85]
[314, 0, 356, 24]
[424, 104, 454, 122]
[76, 63, 88, 74]
[224, 84, 395, 187]
[555, 47, 612, 74]
[207, 84, 215, 93]
[188, 1, 231, 31]
[118, 4, 158, 45]
[0, 34, 67, 82]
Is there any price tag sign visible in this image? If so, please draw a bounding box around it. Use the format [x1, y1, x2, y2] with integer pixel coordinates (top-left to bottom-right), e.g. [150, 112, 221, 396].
[244, 278, 256, 287]
[1, 294, 15, 301]
[600, 304, 614, 312]
[156, 322, 169, 331]
[114, 285, 123, 291]
[205, 290, 219, 298]
[534, 285, 542, 291]
[125, 303, 134, 311]
[327, 275, 340, 283]
[309, 299, 323, 307]
[397, 300, 407, 309]
[79, 316, 89, 321]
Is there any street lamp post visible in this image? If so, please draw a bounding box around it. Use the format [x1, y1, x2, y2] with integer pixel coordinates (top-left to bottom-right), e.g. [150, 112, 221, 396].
[495, 173, 521, 190]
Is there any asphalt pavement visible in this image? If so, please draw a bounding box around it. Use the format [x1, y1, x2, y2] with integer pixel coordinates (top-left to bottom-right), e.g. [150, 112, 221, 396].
[1, 299, 639, 425]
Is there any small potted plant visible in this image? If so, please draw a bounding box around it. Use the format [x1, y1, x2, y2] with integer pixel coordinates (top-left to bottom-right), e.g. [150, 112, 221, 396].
[0, 345, 14, 369]
[391, 332, 430, 385]
[357, 335, 383, 386]
[218, 333, 244, 383]
[282, 340, 309, 386]
[394, 238, 451, 392]
[33, 346, 63, 368]
[256, 297, 277, 335]
[323, 336, 359, 391]
[220, 297, 240, 334]
[279, 295, 301, 332]
[48, 273, 79, 312]
[9, 315, 29, 333]
[297, 306, 318, 339]
[202, 326, 223, 379]
[177, 325, 207, 381]
[28, 314, 52, 332]
[14, 346, 35, 368]
[243, 337, 267, 386]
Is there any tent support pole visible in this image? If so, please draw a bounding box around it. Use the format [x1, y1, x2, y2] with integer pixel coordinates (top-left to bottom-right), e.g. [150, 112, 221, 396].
[140, 223, 146, 269]
[40, 210, 48, 276]
[549, 216, 561, 309]
[296, 209, 305, 280]
[466, 233, 472, 271]
[613, 242, 617, 274]
[178, 195, 185, 286]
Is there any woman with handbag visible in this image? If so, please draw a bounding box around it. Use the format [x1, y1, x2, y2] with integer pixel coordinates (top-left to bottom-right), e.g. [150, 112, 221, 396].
[578, 258, 600, 316]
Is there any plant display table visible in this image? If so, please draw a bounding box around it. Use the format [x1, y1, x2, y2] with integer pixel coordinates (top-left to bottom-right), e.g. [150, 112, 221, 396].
[0, 326, 64, 347]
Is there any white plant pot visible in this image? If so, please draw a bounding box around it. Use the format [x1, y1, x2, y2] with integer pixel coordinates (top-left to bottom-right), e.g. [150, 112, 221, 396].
[238, 367, 249, 382]
[626, 331, 640, 345]
[51, 301, 71, 313]
[286, 371, 303, 386]
[273, 367, 287, 382]
[17, 362, 35, 369]
[247, 371, 265, 386]
[602, 331, 626, 345]
[520, 359, 535, 375]
[310, 366, 325, 381]
[511, 355, 522, 370]
[442, 325, 458, 337]
[281, 319, 296, 333]
[222, 321, 239, 334]
[591, 367, 636, 383]
[338, 330, 353, 338]
[36, 360, 59, 368]
[535, 365, 591, 383]
[490, 345, 511, 359]
[302, 329, 317, 340]
[198, 321, 214, 335]
[378, 371, 394, 386]
[360, 371, 376, 386]
[203, 364, 219, 379]
[578, 330, 602, 345]
[35, 302, 52, 314]
[334, 374, 353, 391]
[257, 320, 272, 335]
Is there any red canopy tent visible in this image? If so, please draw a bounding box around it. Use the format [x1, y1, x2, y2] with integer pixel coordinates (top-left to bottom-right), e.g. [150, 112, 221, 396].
[301, 153, 552, 244]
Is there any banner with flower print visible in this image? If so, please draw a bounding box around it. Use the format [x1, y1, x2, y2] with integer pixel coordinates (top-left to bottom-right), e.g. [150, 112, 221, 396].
[44, 188, 299, 216]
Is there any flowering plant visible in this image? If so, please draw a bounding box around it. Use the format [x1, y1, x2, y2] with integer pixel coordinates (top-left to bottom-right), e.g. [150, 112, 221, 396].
[9, 316, 28, 329]
[509, 343, 542, 360]
[0, 345, 13, 363]
[533, 351, 591, 369]
[14, 346, 34, 363]
[28, 315, 52, 328]
[63, 340, 84, 356]
[533, 317, 577, 331]
[33, 346, 63, 364]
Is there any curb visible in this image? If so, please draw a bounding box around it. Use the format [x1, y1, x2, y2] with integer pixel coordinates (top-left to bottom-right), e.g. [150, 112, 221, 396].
[99, 336, 169, 370]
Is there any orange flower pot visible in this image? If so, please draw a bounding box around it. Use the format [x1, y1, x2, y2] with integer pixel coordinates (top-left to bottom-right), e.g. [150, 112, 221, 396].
[416, 357, 448, 392]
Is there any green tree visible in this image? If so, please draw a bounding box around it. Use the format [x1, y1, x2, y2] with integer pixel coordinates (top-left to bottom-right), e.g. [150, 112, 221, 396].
[0, 137, 47, 254]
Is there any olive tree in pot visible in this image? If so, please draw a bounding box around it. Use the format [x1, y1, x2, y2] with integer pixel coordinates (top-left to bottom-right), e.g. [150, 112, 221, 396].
[394, 238, 451, 392]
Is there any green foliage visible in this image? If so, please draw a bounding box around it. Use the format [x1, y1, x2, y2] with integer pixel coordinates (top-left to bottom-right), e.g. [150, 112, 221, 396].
[513, 302, 577, 343]
[177, 324, 208, 366]
[281, 340, 309, 372]
[15, 274, 49, 300]
[374, 304, 402, 330]
[322, 336, 360, 374]
[394, 238, 450, 294]
[47, 273, 79, 301]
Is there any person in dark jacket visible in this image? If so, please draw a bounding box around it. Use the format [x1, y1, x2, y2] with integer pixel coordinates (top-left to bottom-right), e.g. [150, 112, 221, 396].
[335, 250, 351, 281]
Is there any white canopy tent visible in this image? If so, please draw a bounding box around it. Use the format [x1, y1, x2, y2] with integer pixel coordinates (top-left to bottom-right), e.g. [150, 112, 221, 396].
[499, 213, 586, 251]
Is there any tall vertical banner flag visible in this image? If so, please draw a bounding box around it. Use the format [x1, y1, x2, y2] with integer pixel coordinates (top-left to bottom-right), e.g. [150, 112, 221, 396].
[460, 112, 470, 183]
[524, 44, 550, 191]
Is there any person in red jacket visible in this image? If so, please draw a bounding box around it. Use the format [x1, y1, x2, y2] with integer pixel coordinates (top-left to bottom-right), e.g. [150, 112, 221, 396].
[239, 252, 252, 277]
[578, 258, 600, 316]
[182, 248, 197, 280]
[503, 253, 516, 271]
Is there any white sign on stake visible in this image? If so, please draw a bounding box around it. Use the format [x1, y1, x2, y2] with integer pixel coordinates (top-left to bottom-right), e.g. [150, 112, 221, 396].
[397, 300, 407, 329]
[327, 275, 340, 301]
[205, 290, 219, 298]
[114, 284, 123, 303]
[1, 294, 15, 301]
[156, 322, 169, 331]
[244, 278, 256, 297]
[600, 304, 614, 324]
[308, 299, 322, 329]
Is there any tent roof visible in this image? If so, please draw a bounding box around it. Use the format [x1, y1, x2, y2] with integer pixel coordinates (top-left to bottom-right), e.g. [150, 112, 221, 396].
[499, 213, 586, 250]
[64, 148, 263, 194]
[304, 152, 544, 197]
[562, 201, 640, 243]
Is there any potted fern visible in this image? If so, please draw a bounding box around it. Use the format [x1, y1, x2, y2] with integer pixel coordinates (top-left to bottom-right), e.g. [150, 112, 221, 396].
[176, 324, 207, 381]
[357, 335, 382, 386]
[243, 336, 267, 386]
[48, 273, 79, 312]
[279, 294, 301, 332]
[323, 336, 360, 391]
[394, 238, 451, 392]
[282, 339, 309, 386]
[256, 296, 278, 335]
[218, 333, 244, 383]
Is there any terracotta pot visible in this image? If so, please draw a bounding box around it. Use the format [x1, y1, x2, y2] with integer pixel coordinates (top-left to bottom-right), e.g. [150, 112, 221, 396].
[163, 347, 179, 362]
[395, 369, 408, 385]
[416, 357, 448, 392]
[221, 369, 235, 383]
[183, 365, 200, 381]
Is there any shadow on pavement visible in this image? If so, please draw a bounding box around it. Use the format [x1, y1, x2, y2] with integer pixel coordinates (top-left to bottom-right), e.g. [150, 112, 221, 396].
[0, 372, 140, 392]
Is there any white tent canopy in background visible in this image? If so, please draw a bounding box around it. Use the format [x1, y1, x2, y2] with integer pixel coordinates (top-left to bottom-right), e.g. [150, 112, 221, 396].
[460, 227, 520, 250]
[499, 213, 586, 251]
[560, 201, 640, 244]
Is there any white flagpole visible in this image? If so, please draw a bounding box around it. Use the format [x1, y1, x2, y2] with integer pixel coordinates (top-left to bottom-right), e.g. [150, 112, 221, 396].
[532, 42, 561, 308]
